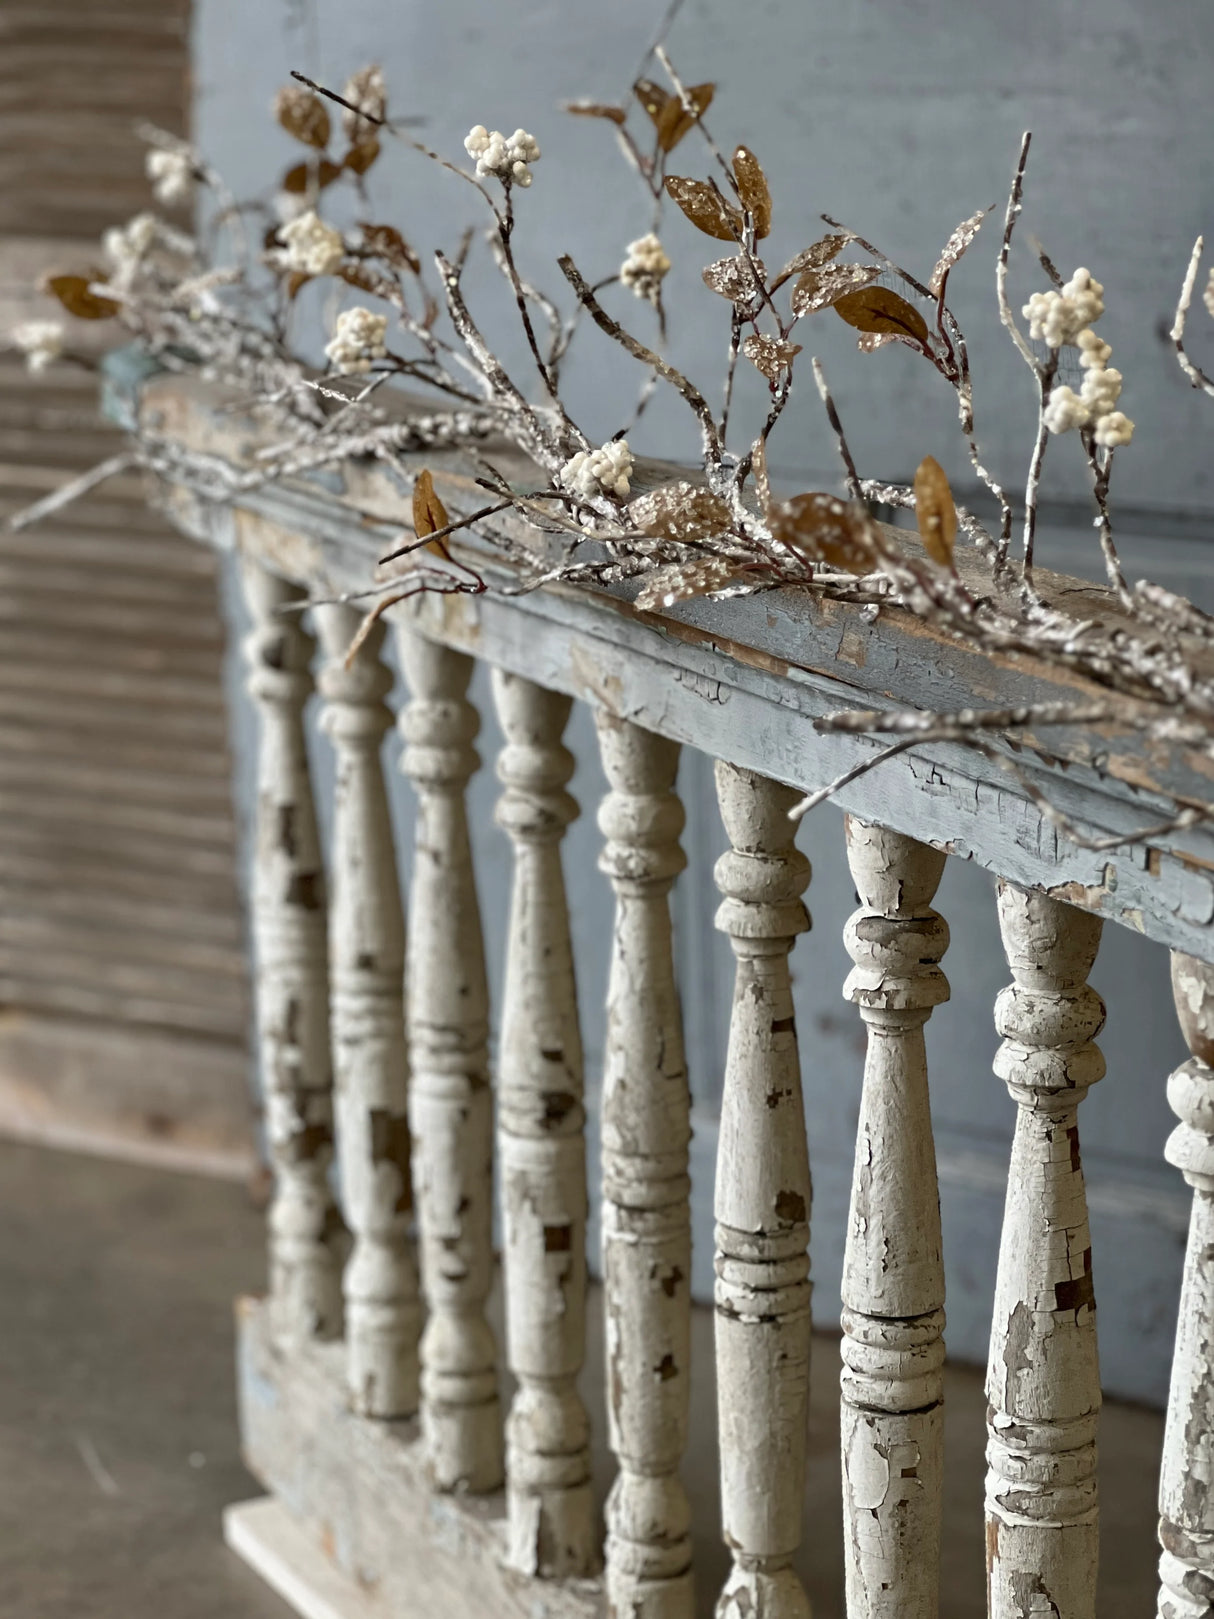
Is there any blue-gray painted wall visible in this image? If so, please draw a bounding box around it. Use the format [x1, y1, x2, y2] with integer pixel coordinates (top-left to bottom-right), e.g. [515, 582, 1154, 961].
[198, 0, 1214, 1403]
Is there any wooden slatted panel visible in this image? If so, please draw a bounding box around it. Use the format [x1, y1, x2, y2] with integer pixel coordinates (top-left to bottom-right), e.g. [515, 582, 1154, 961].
[0, 2, 190, 239]
[0, 0, 252, 1171]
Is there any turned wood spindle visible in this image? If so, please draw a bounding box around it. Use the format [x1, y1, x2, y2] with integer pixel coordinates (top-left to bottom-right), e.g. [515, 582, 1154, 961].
[240, 557, 341, 1344]
[397, 628, 503, 1492]
[1158, 952, 1214, 1619]
[712, 762, 813, 1619]
[597, 712, 693, 1619]
[492, 670, 595, 1577]
[841, 819, 949, 1619]
[315, 605, 418, 1416]
[987, 882, 1105, 1619]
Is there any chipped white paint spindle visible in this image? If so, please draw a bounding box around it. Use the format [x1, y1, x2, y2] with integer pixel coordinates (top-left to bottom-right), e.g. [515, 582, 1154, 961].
[841, 819, 949, 1619]
[240, 557, 341, 1343]
[315, 606, 418, 1416]
[492, 669, 596, 1577]
[1158, 952, 1214, 1619]
[987, 882, 1105, 1619]
[397, 628, 503, 1493]
[596, 712, 693, 1619]
[712, 762, 812, 1619]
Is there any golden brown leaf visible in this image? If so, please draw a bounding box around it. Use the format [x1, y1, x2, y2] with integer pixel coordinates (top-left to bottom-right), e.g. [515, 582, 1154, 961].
[282, 158, 343, 194]
[832, 285, 930, 343]
[563, 100, 628, 124]
[732, 146, 772, 238]
[635, 556, 742, 611]
[856, 331, 898, 353]
[767, 492, 879, 575]
[929, 208, 987, 295]
[343, 139, 381, 176]
[336, 262, 398, 301]
[285, 271, 312, 301]
[653, 82, 715, 152]
[742, 333, 801, 382]
[913, 455, 957, 568]
[664, 175, 742, 242]
[775, 233, 850, 286]
[359, 222, 420, 274]
[701, 254, 766, 304]
[44, 273, 119, 320]
[275, 86, 331, 150]
[790, 261, 881, 316]
[412, 469, 452, 559]
[629, 481, 733, 543]
[633, 78, 671, 125]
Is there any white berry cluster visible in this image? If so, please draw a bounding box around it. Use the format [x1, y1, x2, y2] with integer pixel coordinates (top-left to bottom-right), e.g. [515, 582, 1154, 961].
[279, 210, 345, 277]
[1204, 267, 1214, 322]
[325, 306, 389, 375]
[11, 319, 65, 374]
[620, 233, 671, 304]
[101, 211, 161, 288]
[1024, 267, 1105, 349]
[146, 148, 194, 208]
[463, 126, 540, 188]
[559, 439, 634, 501]
[1026, 267, 1134, 448]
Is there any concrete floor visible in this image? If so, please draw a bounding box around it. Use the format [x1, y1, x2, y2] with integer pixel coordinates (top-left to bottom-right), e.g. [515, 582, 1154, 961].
[0, 1140, 1168, 1617]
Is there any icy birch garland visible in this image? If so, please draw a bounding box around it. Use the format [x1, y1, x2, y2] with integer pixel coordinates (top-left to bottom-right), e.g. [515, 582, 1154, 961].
[15, 53, 1214, 845]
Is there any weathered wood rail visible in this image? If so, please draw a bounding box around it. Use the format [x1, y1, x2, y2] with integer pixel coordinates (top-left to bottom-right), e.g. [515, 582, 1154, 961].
[131, 372, 1214, 1619]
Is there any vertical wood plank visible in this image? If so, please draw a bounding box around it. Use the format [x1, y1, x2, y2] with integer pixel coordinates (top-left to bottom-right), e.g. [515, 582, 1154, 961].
[492, 669, 596, 1577]
[397, 627, 503, 1493]
[1158, 952, 1214, 1619]
[712, 762, 812, 1619]
[987, 882, 1104, 1619]
[596, 712, 693, 1619]
[315, 605, 418, 1417]
[841, 819, 949, 1619]
[239, 557, 341, 1343]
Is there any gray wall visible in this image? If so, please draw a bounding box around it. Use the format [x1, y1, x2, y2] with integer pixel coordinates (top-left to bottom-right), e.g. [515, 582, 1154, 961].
[198, 0, 1214, 1403]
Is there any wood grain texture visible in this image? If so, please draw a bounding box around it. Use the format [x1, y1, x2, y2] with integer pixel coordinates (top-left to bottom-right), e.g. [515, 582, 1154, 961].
[492, 669, 597, 1577]
[986, 884, 1105, 1619]
[1158, 953, 1214, 1619]
[840, 820, 949, 1619]
[712, 763, 813, 1619]
[596, 713, 693, 1619]
[315, 606, 418, 1417]
[241, 558, 341, 1344]
[397, 627, 503, 1493]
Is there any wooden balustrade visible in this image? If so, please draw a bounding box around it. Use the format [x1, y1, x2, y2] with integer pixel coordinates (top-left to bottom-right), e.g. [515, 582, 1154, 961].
[1159, 952, 1214, 1619]
[239, 556, 342, 1346]
[840, 819, 950, 1619]
[987, 884, 1105, 1619]
[397, 628, 504, 1492]
[315, 605, 419, 1418]
[134, 380, 1214, 1619]
[712, 762, 813, 1619]
[596, 713, 693, 1619]
[492, 669, 596, 1578]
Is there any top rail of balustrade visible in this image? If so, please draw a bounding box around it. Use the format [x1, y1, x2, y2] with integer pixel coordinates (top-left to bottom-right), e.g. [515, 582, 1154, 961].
[130, 370, 1214, 963]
